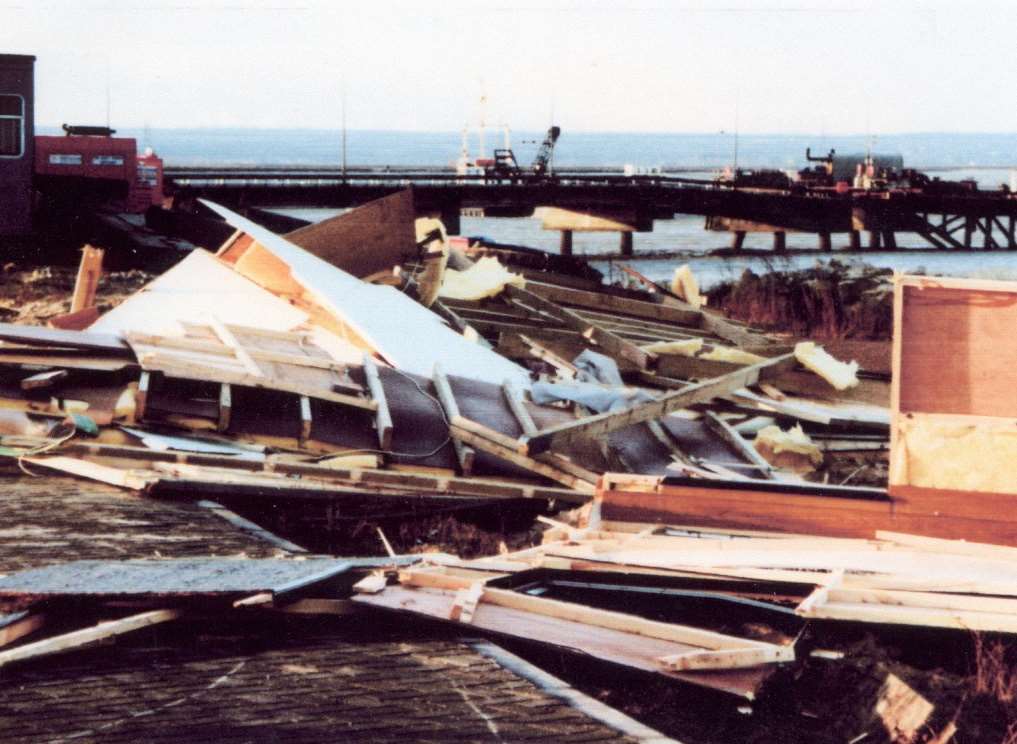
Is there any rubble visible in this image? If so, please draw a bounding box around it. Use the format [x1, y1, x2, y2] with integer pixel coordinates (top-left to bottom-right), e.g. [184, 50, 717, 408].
[4, 191, 1017, 742]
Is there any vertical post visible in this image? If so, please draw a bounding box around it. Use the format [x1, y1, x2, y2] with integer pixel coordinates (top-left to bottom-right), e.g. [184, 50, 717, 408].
[71, 245, 104, 313]
[772, 231, 786, 253]
[559, 229, 573, 256]
[818, 232, 832, 252]
[619, 231, 634, 256]
[730, 230, 746, 251]
[440, 201, 461, 236]
[882, 231, 897, 250]
[867, 231, 882, 250]
[849, 230, 861, 250]
[964, 217, 974, 249]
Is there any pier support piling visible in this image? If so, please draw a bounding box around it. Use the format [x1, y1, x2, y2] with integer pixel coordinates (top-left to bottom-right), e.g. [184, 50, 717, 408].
[560, 229, 573, 256]
[619, 231, 634, 256]
[773, 232, 786, 253]
[849, 230, 861, 250]
[730, 231, 746, 251]
[818, 232, 832, 252]
[867, 231, 882, 251]
[882, 231, 897, 250]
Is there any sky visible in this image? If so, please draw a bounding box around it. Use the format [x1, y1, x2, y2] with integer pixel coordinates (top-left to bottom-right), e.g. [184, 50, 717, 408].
[2, 0, 1016, 134]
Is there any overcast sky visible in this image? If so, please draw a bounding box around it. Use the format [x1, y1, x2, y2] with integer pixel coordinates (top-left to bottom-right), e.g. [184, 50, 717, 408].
[2, 0, 1015, 134]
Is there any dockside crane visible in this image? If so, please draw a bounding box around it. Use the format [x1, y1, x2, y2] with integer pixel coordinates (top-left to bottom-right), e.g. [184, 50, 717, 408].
[531, 125, 561, 176]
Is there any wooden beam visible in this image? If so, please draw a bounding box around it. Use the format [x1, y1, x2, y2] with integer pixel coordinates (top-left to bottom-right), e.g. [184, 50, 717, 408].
[657, 645, 794, 672]
[209, 316, 263, 378]
[363, 354, 393, 450]
[0, 609, 181, 669]
[506, 286, 657, 370]
[525, 280, 703, 327]
[702, 411, 775, 479]
[502, 380, 538, 436]
[70, 245, 104, 313]
[448, 417, 595, 493]
[23, 456, 155, 490]
[432, 363, 475, 476]
[523, 353, 797, 455]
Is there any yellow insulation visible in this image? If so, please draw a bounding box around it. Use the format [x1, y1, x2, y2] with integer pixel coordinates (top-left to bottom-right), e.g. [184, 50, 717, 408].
[794, 341, 859, 391]
[439, 256, 526, 301]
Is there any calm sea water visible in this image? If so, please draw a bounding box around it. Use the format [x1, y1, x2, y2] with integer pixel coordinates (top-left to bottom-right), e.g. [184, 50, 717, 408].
[53, 126, 1017, 288]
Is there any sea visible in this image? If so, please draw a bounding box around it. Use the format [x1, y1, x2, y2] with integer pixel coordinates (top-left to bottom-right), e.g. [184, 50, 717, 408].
[48, 126, 1017, 289]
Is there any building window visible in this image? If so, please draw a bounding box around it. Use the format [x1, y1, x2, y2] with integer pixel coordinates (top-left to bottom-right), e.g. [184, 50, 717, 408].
[0, 95, 25, 158]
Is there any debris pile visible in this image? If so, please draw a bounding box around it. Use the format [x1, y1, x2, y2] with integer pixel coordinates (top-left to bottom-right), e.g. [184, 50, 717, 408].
[1, 190, 1014, 742]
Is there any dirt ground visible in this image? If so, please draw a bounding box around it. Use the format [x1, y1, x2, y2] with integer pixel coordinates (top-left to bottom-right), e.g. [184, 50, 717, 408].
[0, 262, 152, 326]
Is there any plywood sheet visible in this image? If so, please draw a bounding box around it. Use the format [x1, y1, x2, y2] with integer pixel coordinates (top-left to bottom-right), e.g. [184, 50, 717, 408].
[898, 282, 1017, 417]
[284, 189, 417, 277]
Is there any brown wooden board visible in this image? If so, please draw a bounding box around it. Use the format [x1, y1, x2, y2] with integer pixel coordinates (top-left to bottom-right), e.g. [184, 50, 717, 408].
[354, 584, 771, 699]
[897, 280, 1017, 417]
[284, 189, 418, 278]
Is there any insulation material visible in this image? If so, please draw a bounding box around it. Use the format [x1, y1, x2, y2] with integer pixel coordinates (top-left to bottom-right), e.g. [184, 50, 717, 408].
[898, 416, 1017, 494]
[413, 217, 449, 308]
[202, 201, 530, 386]
[670, 265, 704, 310]
[753, 424, 823, 474]
[641, 338, 763, 366]
[794, 342, 859, 391]
[438, 256, 525, 301]
[642, 338, 704, 356]
[700, 347, 766, 365]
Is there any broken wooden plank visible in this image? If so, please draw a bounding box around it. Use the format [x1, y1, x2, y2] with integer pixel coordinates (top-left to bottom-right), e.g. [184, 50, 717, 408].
[448, 417, 595, 493]
[0, 609, 182, 669]
[363, 353, 393, 450]
[433, 363, 475, 476]
[657, 645, 794, 672]
[702, 411, 775, 480]
[503, 379, 538, 436]
[523, 353, 797, 455]
[506, 285, 657, 370]
[525, 281, 704, 327]
[70, 245, 104, 313]
[23, 456, 155, 490]
[516, 333, 578, 378]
